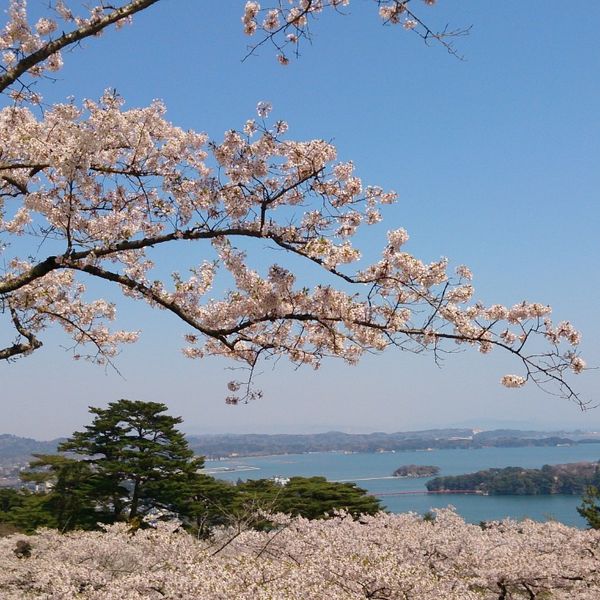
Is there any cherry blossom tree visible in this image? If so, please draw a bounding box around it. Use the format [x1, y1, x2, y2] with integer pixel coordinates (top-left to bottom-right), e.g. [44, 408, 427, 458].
[1, 510, 599, 598]
[0, 1, 587, 405]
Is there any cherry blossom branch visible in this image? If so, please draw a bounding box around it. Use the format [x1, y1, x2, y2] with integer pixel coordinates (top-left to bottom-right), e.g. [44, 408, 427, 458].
[58, 250, 585, 407]
[378, 1, 471, 60]
[39, 308, 122, 370]
[242, 0, 470, 64]
[0, 96, 587, 404]
[0, 225, 307, 295]
[0, 0, 161, 94]
[61, 260, 235, 348]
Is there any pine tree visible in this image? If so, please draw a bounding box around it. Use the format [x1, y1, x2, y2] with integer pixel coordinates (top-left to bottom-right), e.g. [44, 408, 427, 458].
[20, 454, 98, 530]
[58, 400, 204, 522]
[578, 486, 600, 529]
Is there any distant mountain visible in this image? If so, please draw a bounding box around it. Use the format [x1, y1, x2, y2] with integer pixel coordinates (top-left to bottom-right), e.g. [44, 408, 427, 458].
[2, 429, 599, 462]
[186, 429, 473, 458]
[0, 434, 61, 463]
[186, 429, 600, 459]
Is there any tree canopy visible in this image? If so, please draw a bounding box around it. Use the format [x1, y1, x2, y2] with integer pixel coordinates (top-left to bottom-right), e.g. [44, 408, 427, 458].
[13, 400, 205, 529]
[578, 486, 600, 530]
[0, 1, 587, 405]
[235, 476, 381, 521]
[19, 453, 99, 531]
[55, 399, 204, 522]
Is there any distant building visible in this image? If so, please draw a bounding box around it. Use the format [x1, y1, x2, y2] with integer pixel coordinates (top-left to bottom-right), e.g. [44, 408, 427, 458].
[272, 476, 290, 486]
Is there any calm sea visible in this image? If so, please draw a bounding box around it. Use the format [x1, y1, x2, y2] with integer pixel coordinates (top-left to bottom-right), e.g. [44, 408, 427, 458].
[204, 443, 600, 528]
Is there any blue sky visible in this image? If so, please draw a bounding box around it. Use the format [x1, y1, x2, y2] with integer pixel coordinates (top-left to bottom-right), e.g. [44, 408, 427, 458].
[1, 1, 599, 438]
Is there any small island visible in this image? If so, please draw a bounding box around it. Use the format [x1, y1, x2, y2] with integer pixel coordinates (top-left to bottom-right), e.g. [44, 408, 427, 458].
[393, 464, 440, 478]
[426, 461, 600, 495]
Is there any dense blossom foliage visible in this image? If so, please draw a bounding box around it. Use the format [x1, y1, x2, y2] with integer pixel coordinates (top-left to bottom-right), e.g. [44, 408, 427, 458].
[0, 1, 587, 404]
[0, 510, 599, 598]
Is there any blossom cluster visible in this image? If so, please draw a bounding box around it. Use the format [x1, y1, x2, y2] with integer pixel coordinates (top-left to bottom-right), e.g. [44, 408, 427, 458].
[6, 263, 139, 363]
[0, 510, 598, 598]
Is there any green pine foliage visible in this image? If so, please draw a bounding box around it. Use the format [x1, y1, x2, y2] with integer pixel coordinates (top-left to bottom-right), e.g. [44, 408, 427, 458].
[20, 454, 99, 530]
[0, 488, 57, 533]
[58, 399, 204, 522]
[235, 476, 381, 522]
[578, 486, 600, 529]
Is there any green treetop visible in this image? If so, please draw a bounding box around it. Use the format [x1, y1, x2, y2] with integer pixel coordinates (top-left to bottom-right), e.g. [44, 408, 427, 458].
[235, 476, 382, 523]
[58, 399, 204, 522]
[578, 486, 600, 529]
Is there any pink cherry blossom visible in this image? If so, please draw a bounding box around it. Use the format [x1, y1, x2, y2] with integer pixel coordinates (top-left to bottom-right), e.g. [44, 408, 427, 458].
[0, 510, 598, 598]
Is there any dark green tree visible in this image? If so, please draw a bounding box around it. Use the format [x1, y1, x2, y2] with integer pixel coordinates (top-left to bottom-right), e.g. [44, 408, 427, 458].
[578, 486, 600, 529]
[1, 480, 58, 533]
[235, 476, 382, 523]
[5, 404, 388, 536]
[0, 488, 23, 515]
[58, 400, 204, 522]
[0, 487, 57, 533]
[20, 454, 100, 530]
[177, 475, 239, 537]
[278, 477, 381, 518]
[5, 494, 58, 533]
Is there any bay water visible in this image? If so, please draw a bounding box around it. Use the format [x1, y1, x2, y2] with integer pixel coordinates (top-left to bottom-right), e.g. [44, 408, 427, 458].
[204, 442, 600, 527]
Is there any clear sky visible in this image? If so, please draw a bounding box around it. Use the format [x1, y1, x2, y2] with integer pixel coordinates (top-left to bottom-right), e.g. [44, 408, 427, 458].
[1, 1, 599, 439]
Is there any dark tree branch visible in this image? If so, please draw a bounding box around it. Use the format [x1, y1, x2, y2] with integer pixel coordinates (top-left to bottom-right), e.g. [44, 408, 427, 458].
[0, 306, 43, 360]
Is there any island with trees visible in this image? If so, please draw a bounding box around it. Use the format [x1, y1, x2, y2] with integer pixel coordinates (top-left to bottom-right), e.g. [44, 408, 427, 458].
[393, 465, 440, 478]
[426, 462, 600, 495]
